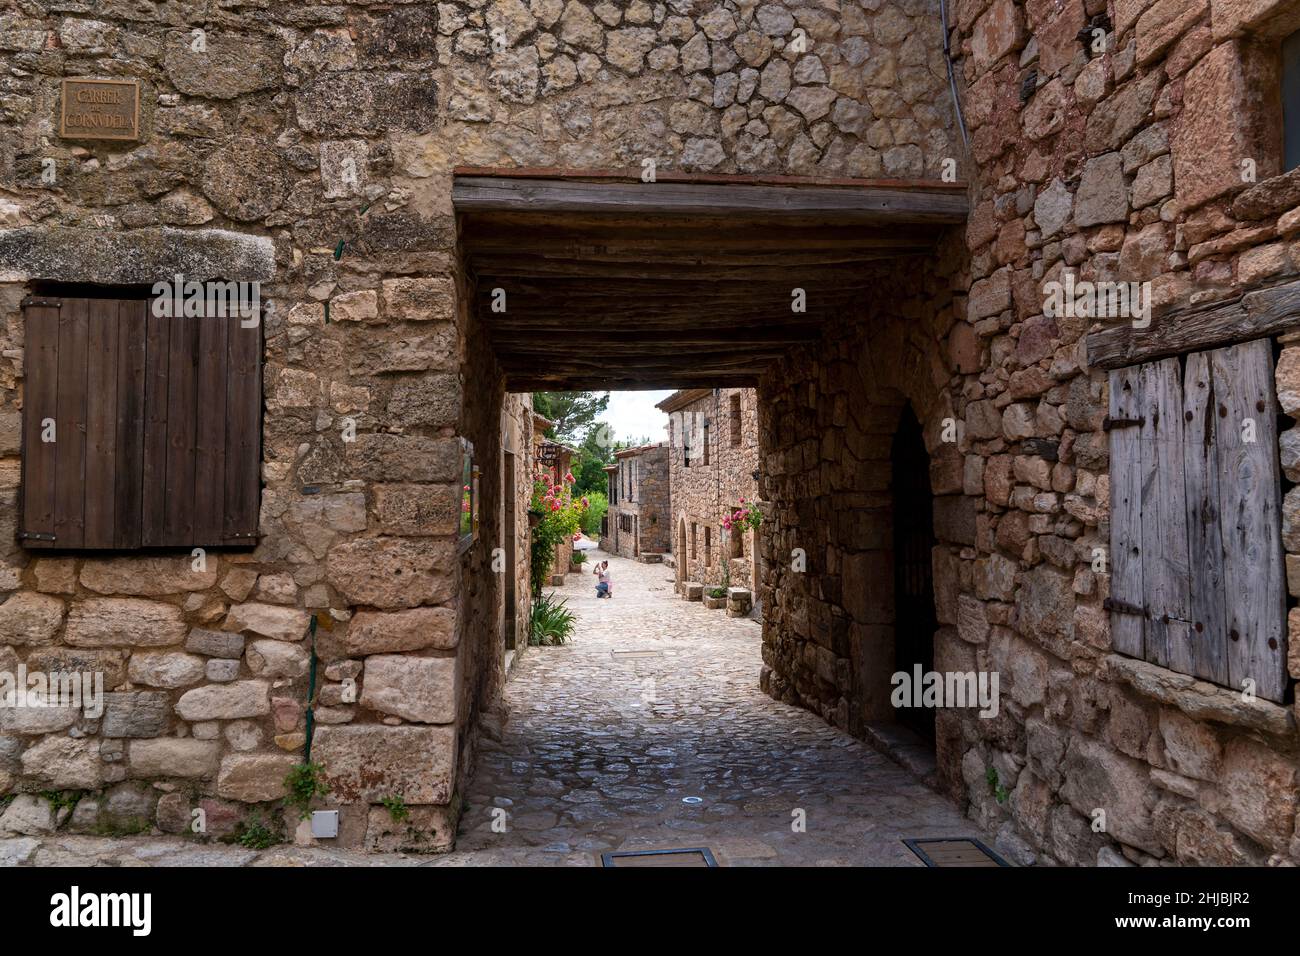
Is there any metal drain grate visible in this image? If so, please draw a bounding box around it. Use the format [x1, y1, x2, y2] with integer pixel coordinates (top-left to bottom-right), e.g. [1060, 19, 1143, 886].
[602, 847, 718, 867]
[903, 838, 1009, 867]
[610, 649, 664, 660]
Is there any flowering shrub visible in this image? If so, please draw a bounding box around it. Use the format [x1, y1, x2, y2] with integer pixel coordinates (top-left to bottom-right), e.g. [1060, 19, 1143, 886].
[721, 498, 761, 535]
[528, 470, 588, 598]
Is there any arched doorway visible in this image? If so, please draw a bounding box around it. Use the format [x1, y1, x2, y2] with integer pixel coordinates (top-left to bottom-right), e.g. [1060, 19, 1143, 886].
[891, 405, 936, 743]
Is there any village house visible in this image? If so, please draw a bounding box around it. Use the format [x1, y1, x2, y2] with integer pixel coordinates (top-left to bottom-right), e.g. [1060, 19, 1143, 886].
[600, 442, 670, 561]
[657, 388, 760, 599]
[0, 0, 1298, 868]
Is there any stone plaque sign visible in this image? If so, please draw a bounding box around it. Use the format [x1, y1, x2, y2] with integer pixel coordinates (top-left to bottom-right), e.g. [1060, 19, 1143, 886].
[59, 78, 140, 141]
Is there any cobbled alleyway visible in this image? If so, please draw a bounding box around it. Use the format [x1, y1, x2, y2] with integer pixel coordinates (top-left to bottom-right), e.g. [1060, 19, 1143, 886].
[449, 549, 983, 866]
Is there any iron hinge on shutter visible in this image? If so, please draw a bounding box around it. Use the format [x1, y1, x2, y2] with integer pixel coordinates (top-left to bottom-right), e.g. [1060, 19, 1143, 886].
[20, 297, 62, 309]
[225, 531, 260, 540]
[1102, 415, 1145, 430]
[17, 532, 56, 542]
[1104, 596, 1146, 617]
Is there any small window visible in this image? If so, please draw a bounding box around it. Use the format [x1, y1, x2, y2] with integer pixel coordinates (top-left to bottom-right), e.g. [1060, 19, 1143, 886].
[690, 522, 697, 559]
[730, 393, 742, 447]
[1107, 339, 1287, 702]
[703, 423, 711, 465]
[704, 526, 712, 566]
[18, 294, 262, 550]
[1285, 29, 1300, 171]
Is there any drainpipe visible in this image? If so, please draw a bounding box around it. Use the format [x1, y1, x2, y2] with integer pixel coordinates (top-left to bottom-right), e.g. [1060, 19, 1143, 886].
[939, 0, 970, 150]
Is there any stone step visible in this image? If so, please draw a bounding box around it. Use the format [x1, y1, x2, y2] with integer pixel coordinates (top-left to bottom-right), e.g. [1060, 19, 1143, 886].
[683, 582, 703, 600]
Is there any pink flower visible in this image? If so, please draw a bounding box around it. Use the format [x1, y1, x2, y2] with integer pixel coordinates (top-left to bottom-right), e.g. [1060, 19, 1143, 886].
[739, 497, 745, 503]
[550, 501, 560, 512]
[581, 497, 589, 508]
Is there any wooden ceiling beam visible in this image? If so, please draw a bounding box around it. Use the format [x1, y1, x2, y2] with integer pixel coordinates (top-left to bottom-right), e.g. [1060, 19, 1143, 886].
[453, 176, 968, 224]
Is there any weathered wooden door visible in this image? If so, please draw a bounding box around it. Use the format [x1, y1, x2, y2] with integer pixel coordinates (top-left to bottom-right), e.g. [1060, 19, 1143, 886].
[892, 406, 936, 742]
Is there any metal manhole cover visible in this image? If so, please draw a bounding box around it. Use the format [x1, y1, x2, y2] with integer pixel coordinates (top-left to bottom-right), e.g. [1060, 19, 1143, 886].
[602, 847, 718, 867]
[903, 838, 1009, 867]
[610, 649, 664, 660]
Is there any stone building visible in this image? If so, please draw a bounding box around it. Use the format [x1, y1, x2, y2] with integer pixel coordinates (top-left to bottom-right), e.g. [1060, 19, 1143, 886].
[658, 388, 760, 592]
[0, 0, 1297, 866]
[600, 442, 670, 559]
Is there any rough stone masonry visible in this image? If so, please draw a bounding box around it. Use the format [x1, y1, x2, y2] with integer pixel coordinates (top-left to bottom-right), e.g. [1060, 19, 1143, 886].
[0, 0, 1296, 867]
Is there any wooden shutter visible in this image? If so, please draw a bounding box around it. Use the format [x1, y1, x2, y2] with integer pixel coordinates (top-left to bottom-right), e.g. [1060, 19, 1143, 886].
[19, 296, 261, 550]
[1107, 338, 1287, 702]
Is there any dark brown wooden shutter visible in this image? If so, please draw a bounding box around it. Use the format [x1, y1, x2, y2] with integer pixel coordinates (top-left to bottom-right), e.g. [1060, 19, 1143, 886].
[1107, 338, 1287, 702]
[19, 296, 261, 550]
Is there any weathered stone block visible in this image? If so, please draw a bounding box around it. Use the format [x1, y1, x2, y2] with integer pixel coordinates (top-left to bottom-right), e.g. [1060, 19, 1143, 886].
[127, 652, 207, 689]
[312, 725, 456, 804]
[216, 753, 298, 802]
[224, 603, 311, 641]
[364, 804, 456, 853]
[345, 607, 457, 654]
[128, 739, 220, 779]
[64, 598, 186, 648]
[373, 483, 460, 536]
[360, 654, 457, 724]
[20, 737, 103, 788]
[246, 639, 310, 679]
[80, 556, 217, 596]
[0, 592, 65, 645]
[100, 692, 171, 738]
[326, 538, 456, 609]
[185, 627, 246, 659]
[175, 681, 271, 721]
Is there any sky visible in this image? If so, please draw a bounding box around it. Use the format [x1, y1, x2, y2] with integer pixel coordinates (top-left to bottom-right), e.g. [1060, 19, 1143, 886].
[605, 390, 672, 445]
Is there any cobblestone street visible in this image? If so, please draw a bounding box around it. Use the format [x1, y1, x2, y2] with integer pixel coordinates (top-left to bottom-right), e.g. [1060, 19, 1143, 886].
[449, 549, 982, 866]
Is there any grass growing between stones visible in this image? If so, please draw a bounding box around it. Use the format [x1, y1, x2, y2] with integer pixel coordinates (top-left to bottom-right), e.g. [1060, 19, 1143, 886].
[283, 762, 329, 820]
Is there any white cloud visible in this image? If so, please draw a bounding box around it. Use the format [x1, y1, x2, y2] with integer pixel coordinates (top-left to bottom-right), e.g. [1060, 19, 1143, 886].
[605, 390, 671, 445]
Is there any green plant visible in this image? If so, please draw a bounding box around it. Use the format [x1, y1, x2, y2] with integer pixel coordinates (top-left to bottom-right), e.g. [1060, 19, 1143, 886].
[580, 490, 609, 535]
[234, 816, 281, 850]
[986, 766, 1009, 804]
[721, 500, 762, 535]
[283, 762, 330, 820]
[40, 790, 83, 813]
[707, 586, 727, 599]
[529, 471, 588, 597]
[382, 794, 410, 823]
[529, 593, 577, 646]
[570, 549, 588, 565]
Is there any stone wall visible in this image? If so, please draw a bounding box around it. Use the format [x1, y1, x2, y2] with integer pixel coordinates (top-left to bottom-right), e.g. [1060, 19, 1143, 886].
[661, 388, 760, 590]
[2, 0, 953, 847]
[602, 443, 670, 559]
[758, 0, 1300, 866]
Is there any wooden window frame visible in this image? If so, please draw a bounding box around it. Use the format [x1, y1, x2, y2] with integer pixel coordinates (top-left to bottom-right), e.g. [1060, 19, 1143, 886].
[1107, 338, 1287, 702]
[1286, 28, 1300, 170]
[18, 293, 262, 551]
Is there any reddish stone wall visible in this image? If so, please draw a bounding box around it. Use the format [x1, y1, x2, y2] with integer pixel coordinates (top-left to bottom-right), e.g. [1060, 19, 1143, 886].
[757, 0, 1300, 866]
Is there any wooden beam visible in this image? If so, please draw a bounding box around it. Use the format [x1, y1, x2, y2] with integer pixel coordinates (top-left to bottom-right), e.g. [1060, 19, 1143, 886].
[453, 164, 970, 192]
[453, 176, 968, 225]
[1087, 276, 1300, 370]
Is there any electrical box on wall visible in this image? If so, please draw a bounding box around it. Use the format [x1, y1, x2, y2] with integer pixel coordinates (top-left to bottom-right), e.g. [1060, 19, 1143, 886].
[310, 810, 339, 838]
